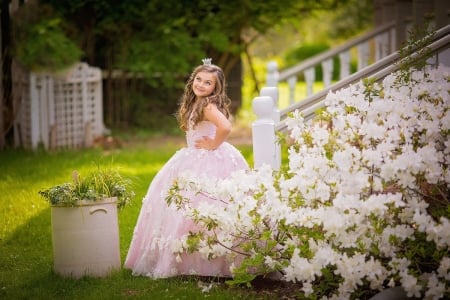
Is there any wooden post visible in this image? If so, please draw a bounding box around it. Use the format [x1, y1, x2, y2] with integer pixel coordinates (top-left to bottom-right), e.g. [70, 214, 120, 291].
[357, 42, 370, 70]
[322, 58, 334, 86]
[304, 67, 315, 96]
[395, 0, 413, 50]
[0, 5, 3, 149]
[260, 87, 281, 170]
[265, 61, 279, 87]
[413, 0, 435, 29]
[252, 96, 278, 170]
[339, 51, 351, 79]
[29, 73, 40, 149]
[287, 76, 297, 105]
[434, 0, 450, 28]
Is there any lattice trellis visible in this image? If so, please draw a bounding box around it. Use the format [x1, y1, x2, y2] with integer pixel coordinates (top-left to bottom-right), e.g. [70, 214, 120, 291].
[14, 63, 104, 149]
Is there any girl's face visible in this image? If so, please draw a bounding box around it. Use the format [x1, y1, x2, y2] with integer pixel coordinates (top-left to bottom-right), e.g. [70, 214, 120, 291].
[193, 71, 216, 98]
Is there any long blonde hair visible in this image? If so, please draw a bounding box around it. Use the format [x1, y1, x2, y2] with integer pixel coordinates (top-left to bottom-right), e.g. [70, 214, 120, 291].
[177, 64, 231, 131]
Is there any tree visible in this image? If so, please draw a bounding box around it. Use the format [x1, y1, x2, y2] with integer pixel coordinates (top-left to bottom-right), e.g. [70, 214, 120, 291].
[39, 0, 362, 82]
[5, 0, 371, 132]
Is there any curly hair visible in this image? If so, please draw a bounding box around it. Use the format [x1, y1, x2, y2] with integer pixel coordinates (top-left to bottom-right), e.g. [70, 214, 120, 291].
[176, 64, 231, 131]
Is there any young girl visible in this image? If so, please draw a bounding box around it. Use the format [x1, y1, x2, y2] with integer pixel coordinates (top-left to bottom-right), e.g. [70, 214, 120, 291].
[124, 59, 249, 278]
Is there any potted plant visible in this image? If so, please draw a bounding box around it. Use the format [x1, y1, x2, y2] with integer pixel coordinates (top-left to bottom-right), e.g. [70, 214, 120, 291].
[39, 167, 134, 278]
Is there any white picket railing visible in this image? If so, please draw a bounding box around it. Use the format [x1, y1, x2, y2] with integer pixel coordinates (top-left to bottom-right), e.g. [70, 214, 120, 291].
[252, 24, 450, 169]
[266, 22, 396, 108]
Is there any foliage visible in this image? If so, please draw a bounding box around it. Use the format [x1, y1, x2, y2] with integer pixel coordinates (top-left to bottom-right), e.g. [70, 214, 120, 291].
[284, 43, 342, 81]
[10, 2, 82, 72]
[38, 0, 363, 81]
[39, 168, 134, 209]
[396, 22, 436, 85]
[167, 64, 450, 299]
[325, 0, 374, 39]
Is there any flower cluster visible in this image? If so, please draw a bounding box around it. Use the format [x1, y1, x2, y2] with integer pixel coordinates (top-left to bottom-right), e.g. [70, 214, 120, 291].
[167, 65, 450, 299]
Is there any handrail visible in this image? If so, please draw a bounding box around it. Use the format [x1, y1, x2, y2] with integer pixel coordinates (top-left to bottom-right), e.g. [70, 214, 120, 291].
[278, 22, 396, 81]
[275, 24, 450, 132]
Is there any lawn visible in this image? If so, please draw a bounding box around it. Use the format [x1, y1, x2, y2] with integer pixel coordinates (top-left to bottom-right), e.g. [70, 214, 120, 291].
[0, 138, 279, 300]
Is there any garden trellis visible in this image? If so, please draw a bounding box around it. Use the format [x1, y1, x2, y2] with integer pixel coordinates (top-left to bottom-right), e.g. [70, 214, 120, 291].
[13, 62, 105, 149]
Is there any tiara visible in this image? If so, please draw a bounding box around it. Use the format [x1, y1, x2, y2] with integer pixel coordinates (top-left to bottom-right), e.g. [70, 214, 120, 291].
[202, 58, 212, 65]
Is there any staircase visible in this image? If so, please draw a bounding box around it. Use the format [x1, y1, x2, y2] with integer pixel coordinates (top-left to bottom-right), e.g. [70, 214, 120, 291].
[251, 19, 450, 169]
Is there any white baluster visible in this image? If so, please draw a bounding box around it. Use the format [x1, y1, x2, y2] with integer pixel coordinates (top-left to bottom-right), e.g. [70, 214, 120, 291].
[390, 27, 396, 53]
[375, 32, 390, 61]
[357, 42, 370, 70]
[339, 51, 351, 80]
[287, 76, 297, 105]
[321, 59, 333, 88]
[380, 31, 390, 58]
[304, 67, 315, 96]
[266, 61, 279, 87]
[375, 35, 382, 61]
[252, 96, 278, 170]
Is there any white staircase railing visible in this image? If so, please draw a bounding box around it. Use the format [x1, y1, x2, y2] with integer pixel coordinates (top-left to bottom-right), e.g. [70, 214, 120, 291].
[266, 22, 396, 107]
[252, 24, 450, 169]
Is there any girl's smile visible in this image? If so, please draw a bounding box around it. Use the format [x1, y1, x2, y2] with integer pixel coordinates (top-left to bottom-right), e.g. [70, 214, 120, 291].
[193, 71, 216, 97]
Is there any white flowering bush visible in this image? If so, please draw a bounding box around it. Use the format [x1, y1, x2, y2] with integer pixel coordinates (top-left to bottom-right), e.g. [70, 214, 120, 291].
[167, 65, 450, 299]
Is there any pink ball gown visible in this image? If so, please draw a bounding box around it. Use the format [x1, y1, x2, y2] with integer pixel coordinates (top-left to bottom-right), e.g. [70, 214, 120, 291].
[124, 120, 249, 278]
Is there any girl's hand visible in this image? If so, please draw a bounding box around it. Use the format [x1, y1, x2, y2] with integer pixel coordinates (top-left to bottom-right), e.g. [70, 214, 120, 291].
[195, 136, 214, 150]
[199, 103, 231, 150]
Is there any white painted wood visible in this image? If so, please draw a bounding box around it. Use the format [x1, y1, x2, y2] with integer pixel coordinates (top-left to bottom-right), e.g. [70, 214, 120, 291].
[266, 61, 279, 87]
[321, 58, 333, 87]
[252, 96, 278, 170]
[39, 75, 50, 148]
[260, 87, 281, 170]
[29, 73, 40, 149]
[287, 76, 297, 105]
[255, 24, 450, 169]
[339, 51, 351, 80]
[20, 62, 104, 149]
[304, 67, 315, 96]
[357, 42, 370, 70]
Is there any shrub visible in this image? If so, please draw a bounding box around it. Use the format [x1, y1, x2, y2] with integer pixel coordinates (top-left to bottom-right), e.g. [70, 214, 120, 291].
[167, 64, 450, 299]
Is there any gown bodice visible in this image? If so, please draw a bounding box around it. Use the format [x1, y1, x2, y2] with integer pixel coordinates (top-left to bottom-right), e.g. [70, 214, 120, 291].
[186, 121, 216, 148]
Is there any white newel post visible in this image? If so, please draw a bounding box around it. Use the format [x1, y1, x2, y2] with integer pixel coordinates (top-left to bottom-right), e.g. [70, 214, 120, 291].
[265, 61, 279, 87]
[260, 87, 281, 170]
[252, 96, 278, 170]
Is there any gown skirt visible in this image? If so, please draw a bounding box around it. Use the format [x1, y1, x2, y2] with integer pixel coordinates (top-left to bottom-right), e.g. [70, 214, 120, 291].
[124, 121, 249, 278]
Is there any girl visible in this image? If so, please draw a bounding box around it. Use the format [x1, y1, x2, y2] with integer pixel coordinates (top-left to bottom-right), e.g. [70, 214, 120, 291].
[124, 59, 249, 278]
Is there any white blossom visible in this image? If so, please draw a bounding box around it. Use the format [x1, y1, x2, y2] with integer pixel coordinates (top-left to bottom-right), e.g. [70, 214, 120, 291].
[167, 65, 450, 299]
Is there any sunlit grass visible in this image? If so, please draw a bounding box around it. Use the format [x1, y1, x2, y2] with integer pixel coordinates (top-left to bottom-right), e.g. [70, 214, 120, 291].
[0, 144, 263, 299]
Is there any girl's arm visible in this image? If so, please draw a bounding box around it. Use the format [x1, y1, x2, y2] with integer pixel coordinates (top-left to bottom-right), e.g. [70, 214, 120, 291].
[195, 103, 231, 150]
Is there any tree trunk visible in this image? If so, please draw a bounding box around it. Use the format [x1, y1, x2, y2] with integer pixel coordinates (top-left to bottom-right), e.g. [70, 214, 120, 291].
[227, 57, 242, 115]
[0, 5, 4, 149]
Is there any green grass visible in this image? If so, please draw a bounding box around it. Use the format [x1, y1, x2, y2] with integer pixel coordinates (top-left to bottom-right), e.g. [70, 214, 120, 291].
[0, 142, 271, 300]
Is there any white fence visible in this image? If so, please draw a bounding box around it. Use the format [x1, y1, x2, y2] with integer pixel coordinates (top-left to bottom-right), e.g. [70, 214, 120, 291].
[13, 62, 105, 149]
